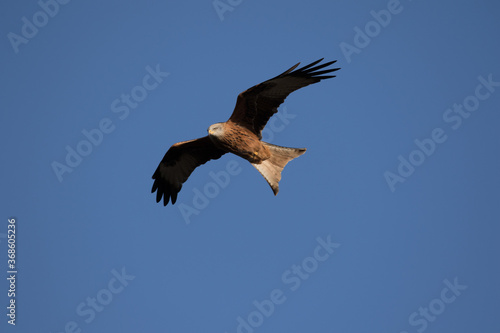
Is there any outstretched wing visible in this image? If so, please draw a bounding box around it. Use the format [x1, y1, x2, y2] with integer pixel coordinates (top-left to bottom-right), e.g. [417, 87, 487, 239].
[228, 59, 340, 138]
[152, 136, 226, 205]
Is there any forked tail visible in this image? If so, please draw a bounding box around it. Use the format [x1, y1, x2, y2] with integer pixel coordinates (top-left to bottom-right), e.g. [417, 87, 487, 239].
[251, 142, 306, 195]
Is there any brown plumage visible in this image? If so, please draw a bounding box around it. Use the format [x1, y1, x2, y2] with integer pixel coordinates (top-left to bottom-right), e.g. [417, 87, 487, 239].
[152, 59, 340, 205]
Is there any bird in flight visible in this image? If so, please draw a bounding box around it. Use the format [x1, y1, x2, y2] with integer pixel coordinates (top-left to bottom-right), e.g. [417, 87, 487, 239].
[152, 58, 340, 205]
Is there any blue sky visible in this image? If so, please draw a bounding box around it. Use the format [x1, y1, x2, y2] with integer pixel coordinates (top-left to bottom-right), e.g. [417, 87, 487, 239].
[1, 0, 499, 332]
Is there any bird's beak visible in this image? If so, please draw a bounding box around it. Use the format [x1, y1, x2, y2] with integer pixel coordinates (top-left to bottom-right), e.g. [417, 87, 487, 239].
[208, 129, 213, 135]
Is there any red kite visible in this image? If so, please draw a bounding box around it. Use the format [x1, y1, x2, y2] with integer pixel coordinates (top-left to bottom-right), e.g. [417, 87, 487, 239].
[152, 59, 340, 205]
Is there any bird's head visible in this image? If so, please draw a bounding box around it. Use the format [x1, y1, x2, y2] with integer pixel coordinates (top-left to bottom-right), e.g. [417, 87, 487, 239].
[208, 123, 225, 138]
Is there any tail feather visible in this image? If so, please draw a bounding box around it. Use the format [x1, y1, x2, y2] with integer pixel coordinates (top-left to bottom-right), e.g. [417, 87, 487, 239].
[251, 142, 306, 195]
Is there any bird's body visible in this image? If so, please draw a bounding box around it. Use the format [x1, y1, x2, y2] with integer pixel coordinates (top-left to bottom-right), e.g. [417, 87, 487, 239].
[208, 121, 270, 163]
[152, 59, 340, 205]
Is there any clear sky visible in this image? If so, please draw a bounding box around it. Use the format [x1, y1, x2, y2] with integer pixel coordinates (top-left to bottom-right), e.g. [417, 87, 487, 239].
[1, 0, 499, 332]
